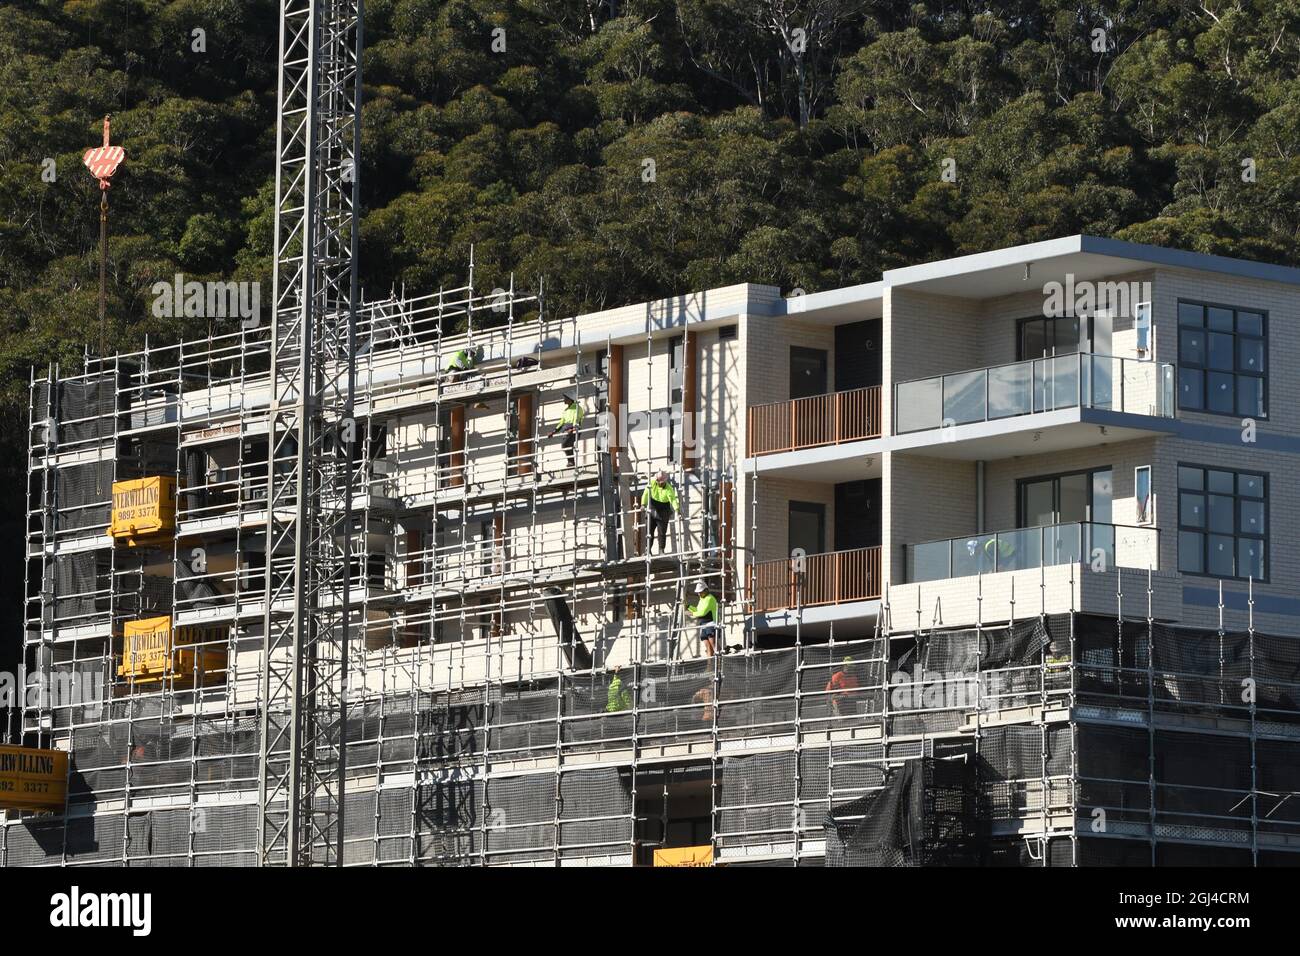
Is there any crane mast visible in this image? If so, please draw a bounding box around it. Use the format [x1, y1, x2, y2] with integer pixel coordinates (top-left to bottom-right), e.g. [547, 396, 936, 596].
[257, 0, 364, 867]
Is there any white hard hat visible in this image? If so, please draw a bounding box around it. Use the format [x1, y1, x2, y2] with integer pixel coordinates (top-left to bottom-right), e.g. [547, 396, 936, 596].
[694, 581, 706, 594]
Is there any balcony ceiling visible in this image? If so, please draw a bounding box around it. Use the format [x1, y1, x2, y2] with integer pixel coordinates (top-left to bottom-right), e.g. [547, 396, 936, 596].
[748, 441, 885, 482]
[884, 234, 1300, 300]
[891, 408, 1177, 460]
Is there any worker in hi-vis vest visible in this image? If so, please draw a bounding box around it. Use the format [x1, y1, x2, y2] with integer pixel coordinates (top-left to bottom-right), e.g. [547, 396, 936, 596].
[606, 666, 632, 713]
[549, 394, 584, 467]
[640, 469, 679, 555]
[687, 581, 722, 657]
[445, 347, 476, 380]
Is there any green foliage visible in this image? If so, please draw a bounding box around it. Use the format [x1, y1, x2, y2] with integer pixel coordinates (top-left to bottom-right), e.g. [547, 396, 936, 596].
[2, 0, 1299, 388]
[1, 0, 1297, 665]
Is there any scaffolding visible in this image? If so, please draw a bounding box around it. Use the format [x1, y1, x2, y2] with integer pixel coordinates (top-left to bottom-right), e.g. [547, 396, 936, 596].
[6, 220, 1300, 866]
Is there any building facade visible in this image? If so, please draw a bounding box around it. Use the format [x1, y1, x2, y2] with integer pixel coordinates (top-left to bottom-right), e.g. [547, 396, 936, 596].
[4, 236, 1299, 866]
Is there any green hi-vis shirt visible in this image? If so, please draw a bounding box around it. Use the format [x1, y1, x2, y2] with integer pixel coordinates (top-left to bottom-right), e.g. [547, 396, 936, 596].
[446, 348, 474, 371]
[642, 479, 679, 511]
[606, 675, 632, 713]
[557, 403, 584, 427]
[688, 593, 719, 625]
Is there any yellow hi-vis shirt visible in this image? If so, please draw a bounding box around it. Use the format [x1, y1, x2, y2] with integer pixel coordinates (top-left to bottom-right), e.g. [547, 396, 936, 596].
[642, 479, 679, 512]
[446, 348, 474, 371]
[688, 593, 719, 625]
[556, 403, 584, 428]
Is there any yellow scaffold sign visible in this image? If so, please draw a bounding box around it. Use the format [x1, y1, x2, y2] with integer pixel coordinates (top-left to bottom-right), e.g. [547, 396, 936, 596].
[653, 845, 714, 867]
[0, 744, 68, 812]
[109, 476, 176, 541]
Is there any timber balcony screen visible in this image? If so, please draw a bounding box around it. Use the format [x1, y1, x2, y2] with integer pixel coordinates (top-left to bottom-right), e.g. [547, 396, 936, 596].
[746, 386, 882, 456]
[751, 546, 882, 613]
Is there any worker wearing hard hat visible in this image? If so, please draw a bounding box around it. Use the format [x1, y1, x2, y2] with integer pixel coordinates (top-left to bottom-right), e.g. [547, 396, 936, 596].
[445, 346, 477, 380]
[549, 394, 584, 468]
[825, 656, 860, 717]
[686, 580, 721, 657]
[640, 469, 679, 555]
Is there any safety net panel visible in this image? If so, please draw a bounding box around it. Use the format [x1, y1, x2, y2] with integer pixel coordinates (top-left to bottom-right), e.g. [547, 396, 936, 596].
[824, 756, 980, 867]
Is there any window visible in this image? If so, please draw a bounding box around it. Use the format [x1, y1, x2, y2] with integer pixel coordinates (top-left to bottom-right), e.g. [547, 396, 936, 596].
[668, 336, 683, 463]
[1134, 466, 1153, 525]
[788, 501, 826, 558]
[1177, 465, 1267, 581]
[1177, 301, 1266, 418]
[789, 347, 827, 400]
[1018, 467, 1112, 527]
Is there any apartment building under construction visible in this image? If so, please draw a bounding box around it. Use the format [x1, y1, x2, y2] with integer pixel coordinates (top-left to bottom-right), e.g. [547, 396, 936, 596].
[4, 234, 1300, 867]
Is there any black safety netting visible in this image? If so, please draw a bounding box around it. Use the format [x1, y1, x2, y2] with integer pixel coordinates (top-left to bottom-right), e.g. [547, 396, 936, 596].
[1073, 617, 1300, 719]
[46, 460, 114, 532]
[1072, 616, 1150, 704]
[1256, 739, 1300, 829]
[419, 690, 485, 761]
[416, 777, 482, 864]
[824, 756, 980, 866]
[979, 724, 1071, 821]
[716, 651, 797, 738]
[49, 552, 109, 625]
[557, 767, 633, 859]
[906, 618, 1049, 672]
[1074, 725, 1151, 827]
[482, 773, 555, 862]
[54, 376, 118, 446]
[1150, 623, 1251, 713]
[62, 701, 261, 805]
[716, 751, 797, 850]
[1153, 730, 1252, 829]
[799, 638, 887, 729]
[1075, 836, 1154, 866]
[487, 682, 559, 760]
[887, 619, 1049, 736]
[562, 673, 634, 751]
[1075, 723, 1283, 837]
[1251, 632, 1300, 717]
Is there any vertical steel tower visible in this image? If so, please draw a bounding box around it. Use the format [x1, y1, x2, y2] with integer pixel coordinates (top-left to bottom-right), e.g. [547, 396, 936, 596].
[257, 0, 364, 866]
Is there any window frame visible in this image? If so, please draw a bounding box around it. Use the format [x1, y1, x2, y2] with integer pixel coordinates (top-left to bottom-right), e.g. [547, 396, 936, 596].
[787, 500, 827, 557]
[1015, 465, 1114, 528]
[1175, 299, 1268, 420]
[1176, 462, 1268, 583]
[1015, 314, 1096, 360]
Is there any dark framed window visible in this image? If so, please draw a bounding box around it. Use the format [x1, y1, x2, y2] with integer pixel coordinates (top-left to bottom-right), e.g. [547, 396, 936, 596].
[1017, 467, 1113, 528]
[1177, 464, 1267, 581]
[789, 347, 827, 400]
[788, 501, 826, 557]
[1176, 301, 1266, 418]
[1017, 315, 1088, 359]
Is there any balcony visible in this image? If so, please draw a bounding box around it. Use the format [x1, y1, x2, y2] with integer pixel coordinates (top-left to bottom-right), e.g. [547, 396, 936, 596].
[747, 386, 881, 457]
[906, 521, 1159, 583]
[751, 546, 881, 612]
[894, 354, 1174, 435]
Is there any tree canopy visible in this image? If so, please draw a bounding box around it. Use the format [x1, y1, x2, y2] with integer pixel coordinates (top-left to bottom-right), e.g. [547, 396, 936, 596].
[1, 1, 1298, 657]
[2, 0, 1297, 397]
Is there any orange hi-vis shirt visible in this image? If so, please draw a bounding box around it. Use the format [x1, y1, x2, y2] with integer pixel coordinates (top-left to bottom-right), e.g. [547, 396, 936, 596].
[826, 671, 860, 693]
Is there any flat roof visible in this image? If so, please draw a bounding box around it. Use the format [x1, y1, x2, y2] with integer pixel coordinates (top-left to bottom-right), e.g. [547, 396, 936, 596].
[769, 234, 1300, 324]
[882, 234, 1300, 296]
